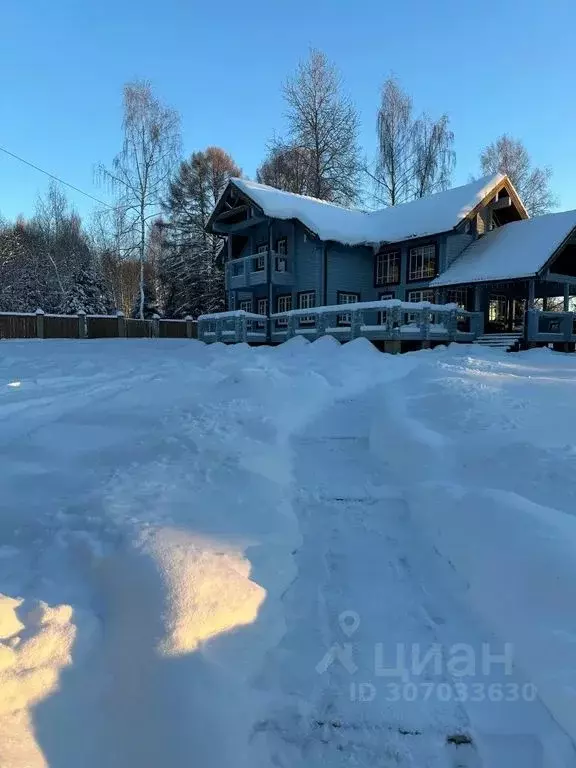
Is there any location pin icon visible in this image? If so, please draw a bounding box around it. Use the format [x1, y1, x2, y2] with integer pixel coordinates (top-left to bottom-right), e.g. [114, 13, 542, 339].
[339, 610, 360, 637]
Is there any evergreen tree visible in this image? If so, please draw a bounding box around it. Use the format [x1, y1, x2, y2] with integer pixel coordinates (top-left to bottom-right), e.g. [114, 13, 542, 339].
[61, 266, 113, 315]
[160, 147, 241, 317]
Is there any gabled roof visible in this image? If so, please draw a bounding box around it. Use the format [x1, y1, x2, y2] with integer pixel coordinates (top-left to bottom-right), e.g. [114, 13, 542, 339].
[431, 209, 576, 287]
[216, 173, 513, 246]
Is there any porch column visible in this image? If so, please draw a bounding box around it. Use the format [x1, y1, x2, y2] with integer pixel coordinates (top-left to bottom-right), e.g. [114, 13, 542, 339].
[268, 220, 274, 336]
[528, 279, 536, 310]
[474, 286, 481, 312]
[564, 283, 570, 312]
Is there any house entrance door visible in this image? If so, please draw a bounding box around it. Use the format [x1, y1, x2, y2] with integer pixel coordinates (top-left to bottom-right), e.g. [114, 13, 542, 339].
[488, 294, 525, 332]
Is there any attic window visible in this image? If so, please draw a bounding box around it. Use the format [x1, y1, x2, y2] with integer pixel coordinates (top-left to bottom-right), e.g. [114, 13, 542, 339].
[498, 187, 510, 200]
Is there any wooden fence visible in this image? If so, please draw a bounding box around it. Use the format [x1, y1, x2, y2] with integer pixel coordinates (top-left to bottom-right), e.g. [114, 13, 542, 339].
[0, 311, 197, 341]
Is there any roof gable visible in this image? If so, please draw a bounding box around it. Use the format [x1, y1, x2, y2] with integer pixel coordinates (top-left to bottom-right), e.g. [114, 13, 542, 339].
[214, 173, 512, 247]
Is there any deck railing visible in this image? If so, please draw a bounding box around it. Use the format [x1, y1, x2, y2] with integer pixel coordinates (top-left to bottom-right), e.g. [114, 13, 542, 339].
[198, 301, 484, 346]
[271, 300, 483, 344]
[226, 251, 292, 289]
[197, 310, 268, 343]
[526, 309, 576, 344]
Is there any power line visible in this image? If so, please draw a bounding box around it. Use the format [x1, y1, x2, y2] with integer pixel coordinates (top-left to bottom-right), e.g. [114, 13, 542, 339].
[0, 144, 113, 209]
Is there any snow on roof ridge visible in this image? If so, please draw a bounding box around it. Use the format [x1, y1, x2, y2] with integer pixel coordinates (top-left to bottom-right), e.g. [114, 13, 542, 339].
[228, 173, 508, 246]
[230, 177, 359, 213]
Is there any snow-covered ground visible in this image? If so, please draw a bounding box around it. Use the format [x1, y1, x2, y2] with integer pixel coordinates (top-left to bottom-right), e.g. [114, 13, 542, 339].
[1, 337, 576, 766]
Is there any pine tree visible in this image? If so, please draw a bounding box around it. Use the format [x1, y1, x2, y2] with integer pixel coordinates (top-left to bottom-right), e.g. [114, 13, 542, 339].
[160, 147, 241, 317]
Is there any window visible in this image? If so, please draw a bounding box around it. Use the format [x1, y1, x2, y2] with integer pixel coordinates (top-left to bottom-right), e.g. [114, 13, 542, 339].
[408, 244, 437, 281]
[375, 251, 400, 285]
[489, 295, 507, 323]
[256, 298, 268, 329]
[255, 244, 267, 271]
[378, 292, 394, 325]
[446, 288, 468, 309]
[407, 289, 434, 322]
[239, 299, 253, 313]
[337, 291, 360, 326]
[275, 239, 288, 272]
[408, 289, 435, 304]
[257, 298, 268, 316]
[298, 291, 316, 326]
[275, 294, 292, 328]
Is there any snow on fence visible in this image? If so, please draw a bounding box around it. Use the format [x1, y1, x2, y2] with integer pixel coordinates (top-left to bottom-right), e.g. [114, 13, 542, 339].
[197, 301, 484, 347]
[0, 310, 198, 341]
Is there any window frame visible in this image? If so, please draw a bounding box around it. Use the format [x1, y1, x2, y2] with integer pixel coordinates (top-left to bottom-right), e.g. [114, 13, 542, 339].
[378, 292, 394, 325]
[257, 297, 268, 317]
[446, 287, 469, 310]
[488, 295, 507, 323]
[336, 290, 360, 326]
[275, 238, 288, 272]
[407, 289, 435, 322]
[256, 297, 268, 330]
[275, 293, 292, 328]
[407, 243, 438, 282]
[255, 243, 268, 271]
[297, 290, 316, 326]
[239, 298, 253, 313]
[374, 250, 401, 286]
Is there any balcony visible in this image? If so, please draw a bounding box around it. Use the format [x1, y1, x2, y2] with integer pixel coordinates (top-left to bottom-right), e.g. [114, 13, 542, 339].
[226, 250, 294, 289]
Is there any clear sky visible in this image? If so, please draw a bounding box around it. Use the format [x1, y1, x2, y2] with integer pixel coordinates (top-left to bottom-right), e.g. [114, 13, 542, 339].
[1, 0, 575, 222]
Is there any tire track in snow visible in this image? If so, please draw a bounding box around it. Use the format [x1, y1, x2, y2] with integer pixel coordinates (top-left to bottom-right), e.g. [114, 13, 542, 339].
[255, 386, 576, 767]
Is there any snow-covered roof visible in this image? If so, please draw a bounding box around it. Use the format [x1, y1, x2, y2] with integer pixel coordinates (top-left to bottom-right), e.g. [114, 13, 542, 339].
[226, 174, 509, 246]
[431, 210, 576, 287]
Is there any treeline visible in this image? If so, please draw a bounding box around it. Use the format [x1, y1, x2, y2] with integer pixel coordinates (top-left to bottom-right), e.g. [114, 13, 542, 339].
[0, 50, 557, 318]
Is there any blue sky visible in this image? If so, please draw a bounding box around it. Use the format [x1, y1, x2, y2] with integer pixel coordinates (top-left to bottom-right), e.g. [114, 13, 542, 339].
[1, 0, 575, 222]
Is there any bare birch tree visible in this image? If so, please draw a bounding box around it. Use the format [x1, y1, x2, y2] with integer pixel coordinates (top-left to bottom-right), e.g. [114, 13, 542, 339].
[283, 49, 361, 205]
[373, 76, 455, 206]
[374, 77, 413, 205]
[412, 114, 455, 199]
[479, 135, 556, 216]
[257, 140, 315, 195]
[98, 81, 181, 318]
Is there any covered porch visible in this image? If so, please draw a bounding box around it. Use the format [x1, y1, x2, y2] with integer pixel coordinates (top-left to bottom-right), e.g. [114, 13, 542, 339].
[438, 278, 576, 335]
[431, 207, 576, 346]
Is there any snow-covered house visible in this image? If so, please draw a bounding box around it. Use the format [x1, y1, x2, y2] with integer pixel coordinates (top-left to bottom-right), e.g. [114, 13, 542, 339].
[206, 174, 576, 347]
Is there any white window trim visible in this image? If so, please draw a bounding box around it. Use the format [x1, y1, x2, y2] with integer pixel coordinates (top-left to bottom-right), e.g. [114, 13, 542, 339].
[376, 251, 400, 285]
[276, 238, 287, 255]
[378, 292, 394, 324]
[337, 292, 360, 325]
[408, 244, 436, 281]
[489, 295, 507, 322]
[257, 298, 268, 316]
[298, 291, 316, 325]
[255, 244, 268, 271]
[256, 298, 268, 329]
[447, 288, 468, 309]
[407, 289, 434, 322]
[239, 299, 253, 313]
[276, 295, 292, 327]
